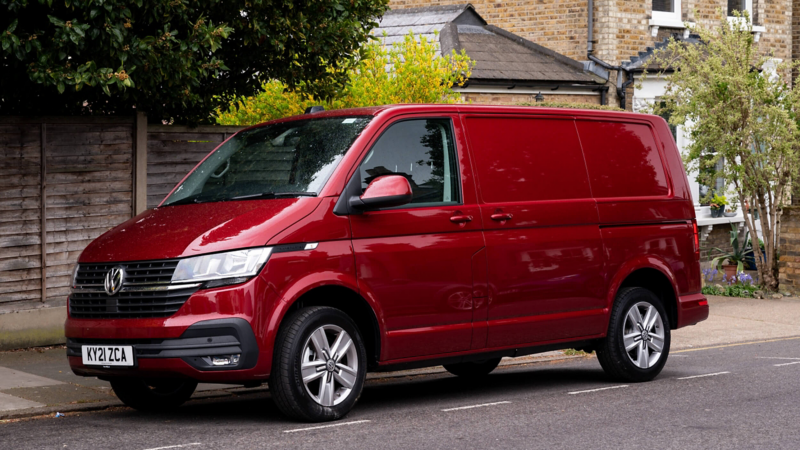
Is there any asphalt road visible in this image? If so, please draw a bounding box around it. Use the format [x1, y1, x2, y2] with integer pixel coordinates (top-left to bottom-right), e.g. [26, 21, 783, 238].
[2, 337, 800, 450]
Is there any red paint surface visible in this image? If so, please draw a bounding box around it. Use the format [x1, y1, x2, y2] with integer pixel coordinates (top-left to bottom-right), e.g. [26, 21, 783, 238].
[360, 175, 413, 200]
[67, 104, 707, 381]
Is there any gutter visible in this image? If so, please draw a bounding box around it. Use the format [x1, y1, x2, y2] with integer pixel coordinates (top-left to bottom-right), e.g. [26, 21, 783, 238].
[587, 0, 632, 109]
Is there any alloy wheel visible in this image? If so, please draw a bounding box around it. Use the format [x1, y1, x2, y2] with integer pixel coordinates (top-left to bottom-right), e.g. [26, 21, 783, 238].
[622, 301, 665, 369]
[300, 325, 359, 407]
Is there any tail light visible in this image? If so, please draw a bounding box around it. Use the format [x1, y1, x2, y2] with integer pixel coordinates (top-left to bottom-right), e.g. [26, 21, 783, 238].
[691, 219, 700, 260]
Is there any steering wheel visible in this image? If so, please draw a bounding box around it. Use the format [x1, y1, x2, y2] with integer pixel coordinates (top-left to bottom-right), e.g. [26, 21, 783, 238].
[210, 159, 230, 179]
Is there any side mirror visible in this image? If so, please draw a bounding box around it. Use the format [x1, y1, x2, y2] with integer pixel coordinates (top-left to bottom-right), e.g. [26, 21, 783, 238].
[349, 175, 413, 211]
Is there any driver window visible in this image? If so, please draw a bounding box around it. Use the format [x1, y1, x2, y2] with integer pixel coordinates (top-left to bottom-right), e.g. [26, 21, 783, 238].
[358, 119, 460, 206]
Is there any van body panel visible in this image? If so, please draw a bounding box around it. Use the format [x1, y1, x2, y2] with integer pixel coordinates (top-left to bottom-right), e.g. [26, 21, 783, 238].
[66, 104, 707, 386]
[462, 114, 607, 347]
[79, 198, 320, 262]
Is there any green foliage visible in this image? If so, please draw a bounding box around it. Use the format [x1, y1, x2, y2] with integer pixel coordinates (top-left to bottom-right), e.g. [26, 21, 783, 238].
[702, 283, 759, 298]
[517, 102, 624, 111]
[710, 223, 754, 273]
[644, 10, 800, 291]
[1, 0, 389, 123]
[709, 193, 728, 209]
[215, 32, 475, 125]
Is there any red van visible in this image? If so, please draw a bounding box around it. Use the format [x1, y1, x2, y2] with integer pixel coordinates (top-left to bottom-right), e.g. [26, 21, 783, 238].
[66, 105, 708, 421]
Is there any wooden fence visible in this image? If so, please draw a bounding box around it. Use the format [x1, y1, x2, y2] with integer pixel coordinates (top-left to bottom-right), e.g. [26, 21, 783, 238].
[0, 115, 244, 313]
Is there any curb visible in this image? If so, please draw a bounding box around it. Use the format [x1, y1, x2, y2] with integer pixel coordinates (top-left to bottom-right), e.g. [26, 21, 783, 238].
[0, 352, 589, 421]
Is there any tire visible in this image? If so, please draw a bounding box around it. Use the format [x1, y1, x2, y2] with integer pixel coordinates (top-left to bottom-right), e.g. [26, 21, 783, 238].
[110, 378, 197, 412]
[269, 306, 368, 422]
[596, 287, 671, 382]
[443, 358, 502, 378]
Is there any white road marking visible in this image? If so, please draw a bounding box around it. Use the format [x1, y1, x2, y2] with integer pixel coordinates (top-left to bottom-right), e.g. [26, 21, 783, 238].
[441, 401, 511, 412]
[757, 357, 800, 360]
[678, 371, 730, 380]
[142, 444, 201, 450]
[774, 361, 800, 367]
[568, 385, 628, 395]
[284, 420, 371, 433]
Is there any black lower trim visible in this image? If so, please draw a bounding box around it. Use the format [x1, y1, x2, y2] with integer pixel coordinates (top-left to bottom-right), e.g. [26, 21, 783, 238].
[374, 339, 597, 373]
[67, 318, 259, 372]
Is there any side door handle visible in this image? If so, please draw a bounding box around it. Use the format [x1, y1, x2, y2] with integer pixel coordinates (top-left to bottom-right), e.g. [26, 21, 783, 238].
[450, 214, 473, 224]
[490, 213, 513, 221]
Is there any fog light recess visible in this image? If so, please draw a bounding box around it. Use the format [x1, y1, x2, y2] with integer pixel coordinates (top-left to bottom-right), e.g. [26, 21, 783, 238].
[205, 354, 241, 366]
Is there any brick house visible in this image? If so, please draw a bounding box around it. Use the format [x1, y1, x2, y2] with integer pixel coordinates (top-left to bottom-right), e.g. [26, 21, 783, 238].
[374, 5, 609, 105]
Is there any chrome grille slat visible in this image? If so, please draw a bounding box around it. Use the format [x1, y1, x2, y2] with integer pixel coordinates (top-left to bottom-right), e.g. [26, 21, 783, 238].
[69, 259, 197, 319]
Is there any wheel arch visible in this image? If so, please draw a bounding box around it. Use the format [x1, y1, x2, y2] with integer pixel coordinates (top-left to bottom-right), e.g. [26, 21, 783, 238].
[287, 285, 382, 370]
[609, 259, 680, 330]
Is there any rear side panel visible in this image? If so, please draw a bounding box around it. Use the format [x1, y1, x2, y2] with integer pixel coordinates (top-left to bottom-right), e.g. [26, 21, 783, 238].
[576, 116, 702, 315]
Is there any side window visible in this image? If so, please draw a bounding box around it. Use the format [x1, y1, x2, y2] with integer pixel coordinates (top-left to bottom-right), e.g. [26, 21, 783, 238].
[466, 116, 591, 203]
[576, 121, 670, 198]
[358, 119, 460, 206]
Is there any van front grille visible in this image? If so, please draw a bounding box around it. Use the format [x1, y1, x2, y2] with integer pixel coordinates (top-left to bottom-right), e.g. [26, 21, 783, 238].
[69, 260, 199, 319]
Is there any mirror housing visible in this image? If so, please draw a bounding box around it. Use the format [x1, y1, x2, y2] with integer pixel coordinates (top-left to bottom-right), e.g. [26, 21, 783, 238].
[349, 175, 413, 211]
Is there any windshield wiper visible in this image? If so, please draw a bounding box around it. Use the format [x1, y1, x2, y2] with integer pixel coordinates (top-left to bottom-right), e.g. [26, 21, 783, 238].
[231, 192, 318, 200]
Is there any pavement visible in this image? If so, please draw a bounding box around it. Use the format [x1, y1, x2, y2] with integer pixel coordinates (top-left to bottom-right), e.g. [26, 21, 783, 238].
[1, 294, 799, 422]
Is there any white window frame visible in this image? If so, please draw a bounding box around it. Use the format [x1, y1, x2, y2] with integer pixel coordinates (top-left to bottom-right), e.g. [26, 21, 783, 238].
[650, 0, 683, 29]
[727, 1, 766, 35]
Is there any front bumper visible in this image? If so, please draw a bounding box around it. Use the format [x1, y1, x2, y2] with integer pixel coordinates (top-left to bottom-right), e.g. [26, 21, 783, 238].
[67, 318, 260, 380]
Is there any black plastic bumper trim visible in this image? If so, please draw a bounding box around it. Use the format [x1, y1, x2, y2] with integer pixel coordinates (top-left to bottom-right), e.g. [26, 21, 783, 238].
[67, 318, 259, 372]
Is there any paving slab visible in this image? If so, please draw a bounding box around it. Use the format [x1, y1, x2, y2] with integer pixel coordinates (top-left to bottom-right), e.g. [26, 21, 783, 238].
[0, 392, 44, 412]
[672, 295, 800, 349]
[0, 384, 115, 407]
[0, 366, 62, 390]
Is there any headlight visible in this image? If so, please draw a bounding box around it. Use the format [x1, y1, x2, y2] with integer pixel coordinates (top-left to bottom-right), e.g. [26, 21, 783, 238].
[171, 248, 272, 286]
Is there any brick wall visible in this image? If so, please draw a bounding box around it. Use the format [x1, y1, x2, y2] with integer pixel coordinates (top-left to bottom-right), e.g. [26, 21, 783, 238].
[794, 0, 800, 84]
[462, 92, 601, 105]
[700, 224, 738, 262]
[779, 207, 800, 291]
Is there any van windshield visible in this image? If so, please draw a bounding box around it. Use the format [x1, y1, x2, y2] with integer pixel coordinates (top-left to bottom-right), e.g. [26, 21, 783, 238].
[161, 116, 372, 206]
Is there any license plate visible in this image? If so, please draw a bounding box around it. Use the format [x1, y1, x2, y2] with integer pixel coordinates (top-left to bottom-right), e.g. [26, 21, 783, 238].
[82, 345, 134, 367]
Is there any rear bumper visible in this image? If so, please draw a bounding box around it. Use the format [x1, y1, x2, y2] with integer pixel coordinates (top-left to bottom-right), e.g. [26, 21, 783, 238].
[67, 318, 263, 382]
[676, 293, 709, 328]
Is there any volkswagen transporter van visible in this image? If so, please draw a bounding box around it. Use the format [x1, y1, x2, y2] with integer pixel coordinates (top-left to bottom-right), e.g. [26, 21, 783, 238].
[66, 105, 708, 422]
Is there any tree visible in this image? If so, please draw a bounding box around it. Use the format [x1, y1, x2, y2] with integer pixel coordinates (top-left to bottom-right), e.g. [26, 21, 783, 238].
[646, 11, 800, 291]
[1, 0, 389, 123]
[215, 32, 475, 125]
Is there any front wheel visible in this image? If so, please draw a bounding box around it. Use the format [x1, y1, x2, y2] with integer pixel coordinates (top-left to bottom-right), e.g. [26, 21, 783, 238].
[596, 287, 671, 382]
[110, 378, 197, 412]
[269, 306, 367, 422]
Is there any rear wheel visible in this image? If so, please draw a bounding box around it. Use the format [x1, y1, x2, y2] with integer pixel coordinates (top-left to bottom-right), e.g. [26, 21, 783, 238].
[110, 378, 197, 412]
[596, 287, 671, 382]
[443, 358, 502, 378]
[270, 306, 367, 422]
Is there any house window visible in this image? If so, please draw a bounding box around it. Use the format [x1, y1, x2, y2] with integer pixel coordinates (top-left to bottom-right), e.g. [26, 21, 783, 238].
[727, 0, 753, 18]
[651, 0, 682, 27]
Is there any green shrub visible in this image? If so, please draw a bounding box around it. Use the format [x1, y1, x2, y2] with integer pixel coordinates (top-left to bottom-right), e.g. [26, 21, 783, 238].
[215, 32, 475, 125]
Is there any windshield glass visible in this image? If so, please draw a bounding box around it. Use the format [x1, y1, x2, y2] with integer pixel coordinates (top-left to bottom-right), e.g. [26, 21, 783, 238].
[161, 116, 372, 206]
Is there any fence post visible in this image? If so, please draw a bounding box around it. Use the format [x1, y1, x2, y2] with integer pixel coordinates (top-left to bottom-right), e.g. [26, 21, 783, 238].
[40, 123, 47, 303]
[133, 112, 148, 215]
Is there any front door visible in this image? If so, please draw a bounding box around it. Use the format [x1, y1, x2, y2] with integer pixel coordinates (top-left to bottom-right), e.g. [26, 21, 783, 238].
[349, 116, 485, 361]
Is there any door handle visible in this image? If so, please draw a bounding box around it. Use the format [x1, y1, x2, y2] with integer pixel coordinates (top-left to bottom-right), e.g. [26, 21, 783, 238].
[490, 213, 513, 221]
[450, 215, 473, 224]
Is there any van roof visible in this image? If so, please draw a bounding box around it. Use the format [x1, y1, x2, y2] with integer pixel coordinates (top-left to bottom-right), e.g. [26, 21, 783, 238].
[241, 104, 654, 132]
